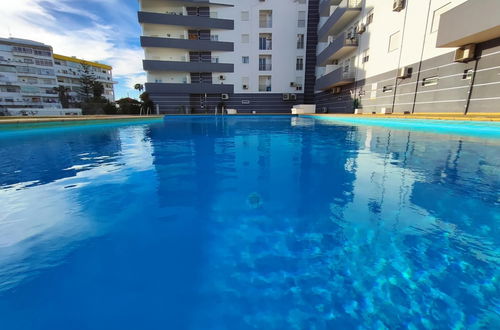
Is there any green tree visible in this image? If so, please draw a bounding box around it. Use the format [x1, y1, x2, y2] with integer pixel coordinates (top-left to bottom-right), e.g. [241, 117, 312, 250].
[54, 85, 70, 109]
[134, 84, 144, 92]
[92, 81, 105, 100]
[116, 97, 141, 115]
[103, 102, 118, 115]
[140, 92, 155, 115]
[78, 64, 96, 102]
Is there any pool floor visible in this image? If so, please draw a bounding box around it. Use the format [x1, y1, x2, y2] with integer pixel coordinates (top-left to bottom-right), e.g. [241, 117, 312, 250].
[0, 116, 498, 329]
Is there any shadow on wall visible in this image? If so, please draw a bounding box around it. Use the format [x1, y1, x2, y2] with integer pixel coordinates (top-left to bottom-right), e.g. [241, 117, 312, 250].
[314, 6, 373, 114]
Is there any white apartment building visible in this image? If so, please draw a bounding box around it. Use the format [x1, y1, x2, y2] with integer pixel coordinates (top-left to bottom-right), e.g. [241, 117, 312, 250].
[0, 38, 61, 114]
[138, 0, 313, 113]
[138, 0, 500, 114]
[316, 0, 500, 114]
[53, 54, 115, 105]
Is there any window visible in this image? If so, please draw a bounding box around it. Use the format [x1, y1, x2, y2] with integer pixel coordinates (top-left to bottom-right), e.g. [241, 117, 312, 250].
[362, 49, 369, 64]
[259, 10, 272, 28]
[259, 76, 271, 92]
[259, 55, 272, 71]
[431, 3, 451, 33]
[242, 56, 249, 64]
[366, 10, 374, 25]
[259, 33, 272, 50]
[388, 31, 401, 52]
[462, 69, 473, 80]
[297, 34, 305, 49]
[241, 34, 250, 43]
[422, 76, 439, 86]
[241, 11, 249, 21]
[298, 11, 306, 28]
[296, 57, 304, 71]
[383, 85, 393, 93]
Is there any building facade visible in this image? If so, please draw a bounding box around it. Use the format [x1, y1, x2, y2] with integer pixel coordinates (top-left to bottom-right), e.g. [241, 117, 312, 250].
[53, 54, 115, 105]
[316, 0, 500, 114]
[0, 37, 116, 115]
[0, 38, 61, 114]
[138, 0, 500, 115]
[138, 0, 315, 113]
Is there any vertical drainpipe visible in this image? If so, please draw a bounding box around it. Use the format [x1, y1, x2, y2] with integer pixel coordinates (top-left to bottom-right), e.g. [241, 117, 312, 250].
[390, 0, 410, 113]
[411, 0, 433, 114]
[464, 58, 479, 115]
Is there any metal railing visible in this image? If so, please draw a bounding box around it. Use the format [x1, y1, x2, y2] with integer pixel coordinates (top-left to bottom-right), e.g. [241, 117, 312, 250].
[259, 64, 272, 71]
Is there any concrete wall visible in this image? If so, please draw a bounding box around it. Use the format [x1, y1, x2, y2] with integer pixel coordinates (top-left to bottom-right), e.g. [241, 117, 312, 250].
[316, 37, 500, 114]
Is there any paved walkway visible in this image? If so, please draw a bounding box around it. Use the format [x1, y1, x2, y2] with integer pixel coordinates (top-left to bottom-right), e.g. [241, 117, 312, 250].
[305, 113, 500, 122]
[0, 115, 164, 125]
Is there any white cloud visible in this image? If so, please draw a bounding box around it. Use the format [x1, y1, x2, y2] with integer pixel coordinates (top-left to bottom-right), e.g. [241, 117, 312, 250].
[0, 0, 143, 98]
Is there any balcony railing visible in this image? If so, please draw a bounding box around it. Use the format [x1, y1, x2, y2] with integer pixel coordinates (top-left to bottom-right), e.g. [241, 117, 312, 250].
[259, 85, 272, 92]
[259, 40, 272, 50]
[318, 0, 362, 41]
[259, 18, 273, 28]
[259, 64, 272, 71]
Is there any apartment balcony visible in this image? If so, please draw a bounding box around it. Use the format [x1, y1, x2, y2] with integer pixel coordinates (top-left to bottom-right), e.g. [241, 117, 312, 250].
[143, 60, 233, 73]
[316, 67, 355, 90]
[436, 0, 500, 47]
[319, 0, 342, 17]
[141, 36, 233, 52]
[138, 11, 234, 30]
[145, 82, 233, 94]
[318, 0, 362, 42]
[317, 33, 358, 66]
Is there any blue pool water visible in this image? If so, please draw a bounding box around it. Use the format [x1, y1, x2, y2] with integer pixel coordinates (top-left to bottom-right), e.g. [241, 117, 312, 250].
[0, 116, 498, 329]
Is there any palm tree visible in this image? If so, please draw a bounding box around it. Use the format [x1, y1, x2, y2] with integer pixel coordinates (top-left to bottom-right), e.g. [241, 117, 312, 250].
[134, 84, 144, 92]
[54, 85, 70, 108]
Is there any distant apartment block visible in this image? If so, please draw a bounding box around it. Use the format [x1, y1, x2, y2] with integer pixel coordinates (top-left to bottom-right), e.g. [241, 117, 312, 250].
[53, 54, 115, 105]
[0, 38, 61, 112]
[0, 37, 116, 115]
[139, 0, 500, 114]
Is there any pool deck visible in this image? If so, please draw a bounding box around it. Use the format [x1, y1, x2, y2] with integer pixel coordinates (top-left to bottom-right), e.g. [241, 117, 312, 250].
[1, 113, 499, 124]
[0, 115, 165, 125]
[304, 113, 500, 122]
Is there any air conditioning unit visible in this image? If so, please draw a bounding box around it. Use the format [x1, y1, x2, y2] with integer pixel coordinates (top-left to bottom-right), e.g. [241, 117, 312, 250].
[219, 75, 226, 80]
[393, 0, 405, 12]
[333, 87, 342, 94]
[221, 93, 229, 100]
[290, 94, 297, 101]
[282, 93, 290, 101]
[398, 66, 412, 79]
[242, 84, 249, 90]
[357, 23, 366, 34]
[454, 44, 476, 63]
[290, 82, 297, 87]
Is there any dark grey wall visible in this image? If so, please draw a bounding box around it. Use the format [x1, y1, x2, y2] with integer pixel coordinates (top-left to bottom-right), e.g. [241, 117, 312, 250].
[149, 93, 305, 114]
[143, 60, 234, 73]
[146, 82, 233, 94]
[138, 11, 234, 30]
[141, 36, 234, 52]
[304, 0, 319, 104]
[315, 37, 500, 114]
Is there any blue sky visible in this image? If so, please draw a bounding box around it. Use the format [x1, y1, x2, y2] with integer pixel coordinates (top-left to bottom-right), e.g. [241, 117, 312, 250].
[1, 0, 145, 100]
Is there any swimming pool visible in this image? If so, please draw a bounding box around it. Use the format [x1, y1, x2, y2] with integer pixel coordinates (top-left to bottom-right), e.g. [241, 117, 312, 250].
[0, 116, 498, 329]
